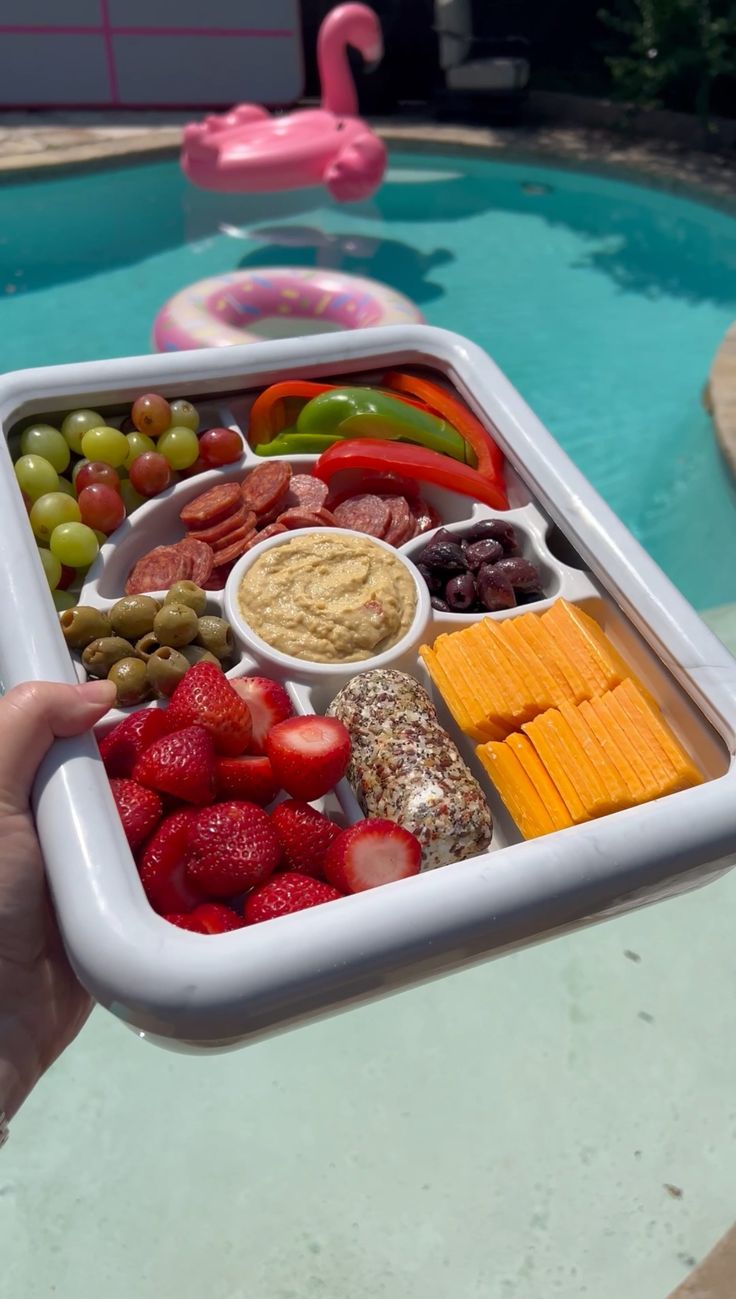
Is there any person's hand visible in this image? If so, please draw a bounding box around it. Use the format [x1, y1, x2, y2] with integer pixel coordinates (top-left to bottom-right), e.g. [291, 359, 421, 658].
[0, 679, 115, 1121]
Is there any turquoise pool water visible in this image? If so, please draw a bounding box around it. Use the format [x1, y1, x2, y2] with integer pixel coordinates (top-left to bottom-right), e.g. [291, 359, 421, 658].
[1, 152, 735, 609]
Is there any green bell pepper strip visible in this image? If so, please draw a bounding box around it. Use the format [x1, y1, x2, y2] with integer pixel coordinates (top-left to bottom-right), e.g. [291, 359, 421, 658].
[253, 431, 343, 456]
[296, 388, 474, 465]
[313, 439, 509, 512]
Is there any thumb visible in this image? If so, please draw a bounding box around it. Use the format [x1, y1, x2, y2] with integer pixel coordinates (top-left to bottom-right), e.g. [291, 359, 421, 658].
[0, 680, 116, 809]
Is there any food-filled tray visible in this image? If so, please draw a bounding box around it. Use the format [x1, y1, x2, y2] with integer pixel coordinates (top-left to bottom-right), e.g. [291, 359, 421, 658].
[1, 324, 735, 1051]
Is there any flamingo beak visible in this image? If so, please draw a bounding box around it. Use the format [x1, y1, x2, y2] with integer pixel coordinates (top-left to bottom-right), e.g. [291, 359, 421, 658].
[364, 36, 384, 72]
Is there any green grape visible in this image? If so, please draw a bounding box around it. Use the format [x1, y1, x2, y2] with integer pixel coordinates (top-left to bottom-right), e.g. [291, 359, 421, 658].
[169, 399, 199, 433]
[20, 423, 70, 473]
[30, 492, 81, 543]
[49, 522, 99, 568]
[14, 454, 59, 502]
[81, 426, 128, 468]
[61, 409, 104, 455]
[54, 476, 76, 498]
[124, 430, 156, 470]
[119, 479, 147, 514]
[38, 547, 62, 590]
[157, 425, 200, 470]
[52, 589, 77, 612]
[93, 529, 108, 546]
[72, 458, 89, 482]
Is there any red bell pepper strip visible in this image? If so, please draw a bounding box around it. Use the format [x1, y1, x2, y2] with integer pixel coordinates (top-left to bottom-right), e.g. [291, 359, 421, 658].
[314, 439, 509, 511]
[248, 381, 334, 447]
[383, 370, 506, 481]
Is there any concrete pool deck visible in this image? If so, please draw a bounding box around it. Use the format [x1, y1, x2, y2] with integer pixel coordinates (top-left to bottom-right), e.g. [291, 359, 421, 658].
[1, 109, 736, 1299]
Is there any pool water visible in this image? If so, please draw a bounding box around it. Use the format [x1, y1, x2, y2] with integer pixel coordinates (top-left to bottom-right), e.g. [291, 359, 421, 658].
[1, 152, 735, 609]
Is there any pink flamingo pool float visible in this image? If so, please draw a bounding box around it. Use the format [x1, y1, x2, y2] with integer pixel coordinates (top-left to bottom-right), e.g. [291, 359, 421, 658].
[181, 3, 387, 203]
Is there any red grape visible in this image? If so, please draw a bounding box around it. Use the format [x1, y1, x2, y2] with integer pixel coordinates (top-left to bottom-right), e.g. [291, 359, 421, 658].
[77, 484, 126, 535]
[131, 393, 171, 438]
[75, 461, 121, 495]
[179, 455, 209, 479]
[56, 564, 76, 591]
[198, 427, 244, 467]
[129, 451, 172, 497]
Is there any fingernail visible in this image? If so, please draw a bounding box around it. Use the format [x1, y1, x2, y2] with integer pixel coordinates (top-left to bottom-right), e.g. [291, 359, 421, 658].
[79, 679, 117, 705]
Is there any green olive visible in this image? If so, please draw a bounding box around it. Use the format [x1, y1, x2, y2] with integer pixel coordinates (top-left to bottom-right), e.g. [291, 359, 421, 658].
[153, 602, 199, 648]
[181, 645, 223, 670]
[164, 580, 207, 616]
[195, 615, 234, 661]
[147, 646, 191, 697]
[109, 594, 160, 640]
[59, 605, 111, 650]
[135, 632, 161, 661]
[82, 636, 137, 678]
[108, 657, 150, 707]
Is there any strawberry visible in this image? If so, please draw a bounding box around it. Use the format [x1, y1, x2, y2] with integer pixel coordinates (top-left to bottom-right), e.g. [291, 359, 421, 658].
[323, 818, 422, 893]
[110, 777, 163, 851]
[270, 799, 341, 878]
[138, 808, 204, 915]
[165, 903, 244, 934]
[167, 661, 252, 756]
[133, 725, 217, 805]
[244, 871, 343, 924]
[265, 715, 351, 801]
[187, 800, 281, 897]
[231, 676, 293, 754]
[99, 707, 169, 778]
[215, 754, 279, 806]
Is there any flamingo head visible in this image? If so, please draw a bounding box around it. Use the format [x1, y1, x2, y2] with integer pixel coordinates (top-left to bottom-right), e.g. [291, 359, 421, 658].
[324, 129, 387, 203]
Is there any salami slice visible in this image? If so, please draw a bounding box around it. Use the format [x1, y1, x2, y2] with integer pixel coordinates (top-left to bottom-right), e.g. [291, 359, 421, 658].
[382, 495, 413, 547]
[178, 537, 215, 586]
[241, 461, 292, 517]
[314, 506, 337, 527]
[278, 508, 330, 531]
[188, 505, 253, 546]
[243, 522, 287, 552]
[284, 473, 329, 512]
[201, 566, 230, 591]
[412, 498, 442, 535]
[125, 544, 190, 595]
[180, 483, 242, 529]
[333, 494, 391, 539]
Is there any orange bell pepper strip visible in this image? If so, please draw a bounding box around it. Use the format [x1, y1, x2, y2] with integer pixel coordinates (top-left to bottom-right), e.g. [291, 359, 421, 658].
[383, 370, 506, 481]
[248, 381, 334, 447]
[313, 438, 509, 512]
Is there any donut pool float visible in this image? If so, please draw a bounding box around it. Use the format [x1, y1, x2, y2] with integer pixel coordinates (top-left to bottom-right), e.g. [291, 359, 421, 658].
[152, 269, 424, 352]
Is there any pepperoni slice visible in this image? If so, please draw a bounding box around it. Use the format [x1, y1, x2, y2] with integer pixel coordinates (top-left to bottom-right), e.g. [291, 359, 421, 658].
[243, 522, 287, 552]
[241, 461, 292, 517]
[382, 495, 413, 547]
[332, 494, 391, 539]
[284, 473, 329, 512]
[179, 483, 242, 529]
[314, 506, 337, 526]
[278, 508, 331, 531]
[413, 499, 442, 535]
[187, 505, 253, 545]
[326, 472, 420, 511]
[211, 522, 256, 555]
[178, 538, 215, 586]
[125, 544, 191, 595]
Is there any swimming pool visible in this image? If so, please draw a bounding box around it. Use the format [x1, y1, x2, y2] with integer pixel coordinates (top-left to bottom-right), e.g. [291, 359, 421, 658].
[1, 151, 735, 610]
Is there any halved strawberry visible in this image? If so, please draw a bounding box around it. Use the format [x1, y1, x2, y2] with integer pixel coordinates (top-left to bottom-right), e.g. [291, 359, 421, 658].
[133, 725, 217, 805]
[186, 800, 281, 896]
[231, 676, 293, 754]
[167, 661, 252, 756]
[270, 799, 341, 878]
[323, 818, 421, 893]
[110, 777, 163, 851]
[215, 754, 279, 805]
[244, 872, 343, 924]
[138, 808, 204, 915]
[265, 715, 350, 801]
[99, 707, 169, 778]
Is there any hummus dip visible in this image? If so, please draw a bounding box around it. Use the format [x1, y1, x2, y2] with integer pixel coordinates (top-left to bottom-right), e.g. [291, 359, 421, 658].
[238, 533, 417, 663]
